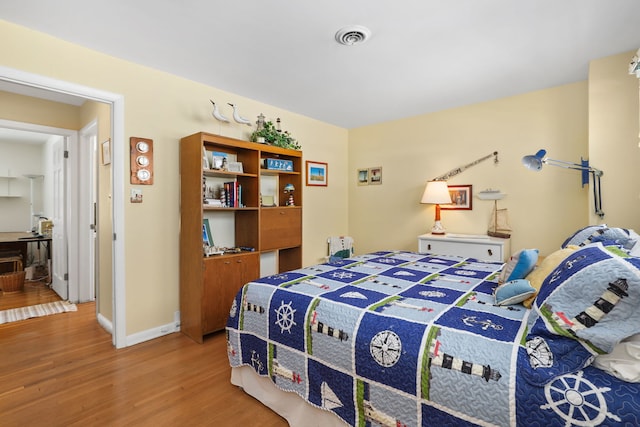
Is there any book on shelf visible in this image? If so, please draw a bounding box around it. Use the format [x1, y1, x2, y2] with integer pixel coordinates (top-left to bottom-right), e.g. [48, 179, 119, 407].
[202, 218, 214, 246]
[223, 181, 242, 207]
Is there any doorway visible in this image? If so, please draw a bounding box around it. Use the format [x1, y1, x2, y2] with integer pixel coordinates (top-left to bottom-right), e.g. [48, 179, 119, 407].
[0, 123, 75, 301]
[0, 65, 126, 348]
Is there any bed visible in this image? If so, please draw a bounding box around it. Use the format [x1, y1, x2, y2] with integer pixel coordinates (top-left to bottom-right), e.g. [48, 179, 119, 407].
[226, 226, 640, 426]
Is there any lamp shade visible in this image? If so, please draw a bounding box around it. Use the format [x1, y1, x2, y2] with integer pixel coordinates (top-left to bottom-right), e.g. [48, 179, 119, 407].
[521, 149, 546, 171]
[421, 181, 452, 204]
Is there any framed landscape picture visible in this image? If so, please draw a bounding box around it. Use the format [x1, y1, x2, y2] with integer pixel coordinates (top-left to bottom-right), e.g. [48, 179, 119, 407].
[306, 161, 328, 186]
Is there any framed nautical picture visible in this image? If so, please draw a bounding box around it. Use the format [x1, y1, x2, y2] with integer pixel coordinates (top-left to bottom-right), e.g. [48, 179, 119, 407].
[306, 161, 328, 186]
[442, 185, 472, 210]
[357, 168, 369, 186]
[368, 167, 382, 185]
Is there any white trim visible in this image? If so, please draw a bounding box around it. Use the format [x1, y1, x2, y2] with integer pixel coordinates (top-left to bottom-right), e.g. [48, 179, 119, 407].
[79, 120, 97, 303]
[126, 322, 180, 347]
[0, 66, 127, 348]
[97, 312, 113, 335]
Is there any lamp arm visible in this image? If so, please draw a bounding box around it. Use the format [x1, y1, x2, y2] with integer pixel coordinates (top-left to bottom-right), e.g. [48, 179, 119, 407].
[544, 158, 603, 176]
[432, 151, 498, 181]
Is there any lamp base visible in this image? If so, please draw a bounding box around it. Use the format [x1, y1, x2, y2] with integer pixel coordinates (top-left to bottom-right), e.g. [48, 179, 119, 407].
[431, 220, 446, 235]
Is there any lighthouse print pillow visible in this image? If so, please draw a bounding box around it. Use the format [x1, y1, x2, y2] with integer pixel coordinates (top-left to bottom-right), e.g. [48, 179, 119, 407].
[523, 243, 640, 385]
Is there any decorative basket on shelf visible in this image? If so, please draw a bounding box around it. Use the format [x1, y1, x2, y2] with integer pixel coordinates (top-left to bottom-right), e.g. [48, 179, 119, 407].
[0, 270, 26, 293]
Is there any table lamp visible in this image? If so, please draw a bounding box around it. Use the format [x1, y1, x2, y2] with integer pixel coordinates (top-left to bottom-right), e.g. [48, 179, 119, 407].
[421, 181, 452, 235]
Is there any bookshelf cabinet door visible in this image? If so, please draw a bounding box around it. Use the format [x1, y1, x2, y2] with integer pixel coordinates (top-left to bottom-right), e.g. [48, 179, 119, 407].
[260, 208, 302, 251]
[202, 253, 259, 334]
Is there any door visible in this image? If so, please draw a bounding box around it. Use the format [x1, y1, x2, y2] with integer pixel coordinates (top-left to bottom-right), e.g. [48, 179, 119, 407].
[51, 135, 68, 299]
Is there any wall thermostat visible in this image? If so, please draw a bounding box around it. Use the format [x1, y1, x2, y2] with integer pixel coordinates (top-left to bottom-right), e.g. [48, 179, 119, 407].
[130, 137, 154, 185]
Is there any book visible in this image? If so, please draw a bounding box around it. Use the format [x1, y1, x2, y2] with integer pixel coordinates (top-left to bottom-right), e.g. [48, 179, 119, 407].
[203, 218, 214, 246]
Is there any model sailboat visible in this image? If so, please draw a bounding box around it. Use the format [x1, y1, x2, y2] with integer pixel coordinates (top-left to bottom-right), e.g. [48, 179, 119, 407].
[478, 190, 512, 238]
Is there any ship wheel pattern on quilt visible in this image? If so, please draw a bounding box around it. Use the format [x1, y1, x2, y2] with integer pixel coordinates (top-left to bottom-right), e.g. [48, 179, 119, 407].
[370, 330, 402, 367]
[274, 300, 297, 333]
[540, 370, 621, 426]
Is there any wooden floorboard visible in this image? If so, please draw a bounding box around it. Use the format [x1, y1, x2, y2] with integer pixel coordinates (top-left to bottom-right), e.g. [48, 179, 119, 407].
[0, 278, 61, 311]
[0, 292, 288, 426]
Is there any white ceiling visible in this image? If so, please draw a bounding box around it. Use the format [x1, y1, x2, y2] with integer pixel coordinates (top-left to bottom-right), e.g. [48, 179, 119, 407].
[1, 1, 640, 129]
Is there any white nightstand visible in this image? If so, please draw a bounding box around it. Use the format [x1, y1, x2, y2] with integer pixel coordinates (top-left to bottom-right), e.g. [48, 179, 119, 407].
[418, 233, 510, 262]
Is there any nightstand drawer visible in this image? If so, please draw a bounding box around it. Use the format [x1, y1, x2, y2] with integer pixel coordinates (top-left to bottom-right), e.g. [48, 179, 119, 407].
[418, 233, 509, 262]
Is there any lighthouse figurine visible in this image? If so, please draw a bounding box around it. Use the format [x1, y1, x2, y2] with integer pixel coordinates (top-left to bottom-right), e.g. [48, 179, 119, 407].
[284, 183, 295, 206]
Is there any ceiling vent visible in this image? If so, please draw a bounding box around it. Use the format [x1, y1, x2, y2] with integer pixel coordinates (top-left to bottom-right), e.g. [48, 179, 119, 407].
[335, 25, 371, 46]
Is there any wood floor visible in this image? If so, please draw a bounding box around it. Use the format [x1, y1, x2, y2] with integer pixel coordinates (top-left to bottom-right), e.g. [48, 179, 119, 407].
[0, 278, 62, 311]
[0, 286, 288, 426]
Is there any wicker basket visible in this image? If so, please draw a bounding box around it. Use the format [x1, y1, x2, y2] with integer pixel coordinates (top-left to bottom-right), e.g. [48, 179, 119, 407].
[0, 270, 26, 293]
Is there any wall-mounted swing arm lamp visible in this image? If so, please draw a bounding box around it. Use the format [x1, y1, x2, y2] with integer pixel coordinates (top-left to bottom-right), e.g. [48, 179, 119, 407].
[521, 149, 604, 218]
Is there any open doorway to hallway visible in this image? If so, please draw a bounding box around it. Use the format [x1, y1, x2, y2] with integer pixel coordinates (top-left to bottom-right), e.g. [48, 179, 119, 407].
[0, 67, 126, 348]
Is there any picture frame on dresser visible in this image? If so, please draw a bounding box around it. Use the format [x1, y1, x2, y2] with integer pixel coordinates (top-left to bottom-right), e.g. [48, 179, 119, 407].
[442, 184, 472, 210]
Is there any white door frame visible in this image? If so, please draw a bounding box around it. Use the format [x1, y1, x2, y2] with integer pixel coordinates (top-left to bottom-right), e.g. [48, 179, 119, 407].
[0, 66, 127, 348]
[79, 120, 97, 302]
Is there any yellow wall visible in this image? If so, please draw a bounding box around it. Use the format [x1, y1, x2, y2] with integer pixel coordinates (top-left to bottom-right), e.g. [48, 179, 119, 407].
[0, 20, 349, 336]
[349, 82, 590, 256]
[0, 90, 81, 129]
[589, 51, 640, 229]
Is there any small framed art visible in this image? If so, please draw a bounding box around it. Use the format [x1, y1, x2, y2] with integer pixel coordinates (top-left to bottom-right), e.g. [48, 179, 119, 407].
[101, 139, 111, 165]
[442, 184, 472, 210]
[357, 168, 369, 185]
[368, 167, 382, 185]
[306, 161, 328, 186]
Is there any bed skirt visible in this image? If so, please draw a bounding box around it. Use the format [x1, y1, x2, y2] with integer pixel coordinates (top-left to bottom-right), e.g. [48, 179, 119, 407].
[230, 366, 345, 427]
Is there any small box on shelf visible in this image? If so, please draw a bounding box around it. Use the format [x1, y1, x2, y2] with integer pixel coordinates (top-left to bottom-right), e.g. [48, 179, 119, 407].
[262, 158, 293, 171]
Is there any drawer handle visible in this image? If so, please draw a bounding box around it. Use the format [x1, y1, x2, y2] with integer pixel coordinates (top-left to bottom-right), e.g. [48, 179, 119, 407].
[428, 244, 432, 251]
[280, 211, 285, 215]
[487, 249, 493, 256]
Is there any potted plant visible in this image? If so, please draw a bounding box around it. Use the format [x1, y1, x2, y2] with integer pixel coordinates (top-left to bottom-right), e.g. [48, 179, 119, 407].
[250, 119, 301, 150]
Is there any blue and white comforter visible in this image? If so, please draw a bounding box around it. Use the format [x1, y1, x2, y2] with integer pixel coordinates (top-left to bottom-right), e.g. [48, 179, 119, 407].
[226, 250, 640, 426]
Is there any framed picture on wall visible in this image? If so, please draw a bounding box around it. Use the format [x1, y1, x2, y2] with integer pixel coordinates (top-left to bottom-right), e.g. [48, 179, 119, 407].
[368, 167, 382, 185]
[306, 161, 328, 186]
[357, 168, 369, 185]
[102, 139, 111, 165]
[442, 184, 472, 210]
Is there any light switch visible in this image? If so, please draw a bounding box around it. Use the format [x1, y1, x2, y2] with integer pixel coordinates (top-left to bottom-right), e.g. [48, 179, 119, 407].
[130, 188, 143, 203]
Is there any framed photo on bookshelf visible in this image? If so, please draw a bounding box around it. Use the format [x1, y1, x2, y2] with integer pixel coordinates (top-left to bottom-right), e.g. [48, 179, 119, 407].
[227, 161, 244, 173]
[202, 147, 210, 169]
[442, 184, 472, 210]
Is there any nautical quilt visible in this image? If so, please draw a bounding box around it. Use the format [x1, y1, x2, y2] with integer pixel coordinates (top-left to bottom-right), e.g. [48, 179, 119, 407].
[226, 250, 640, 426]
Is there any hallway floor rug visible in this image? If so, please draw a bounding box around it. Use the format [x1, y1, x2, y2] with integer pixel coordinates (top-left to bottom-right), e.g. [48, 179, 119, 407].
[0, 301, 77, 324]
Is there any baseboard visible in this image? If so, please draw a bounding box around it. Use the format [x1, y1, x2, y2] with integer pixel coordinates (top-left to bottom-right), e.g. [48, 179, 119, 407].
[97, 312, 113, 334]
[125, 320, 180, 347]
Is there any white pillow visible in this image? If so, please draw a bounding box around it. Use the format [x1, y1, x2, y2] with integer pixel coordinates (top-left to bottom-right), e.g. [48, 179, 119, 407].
[629, 229, 640, 257]
[592, 333, 640, 383]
